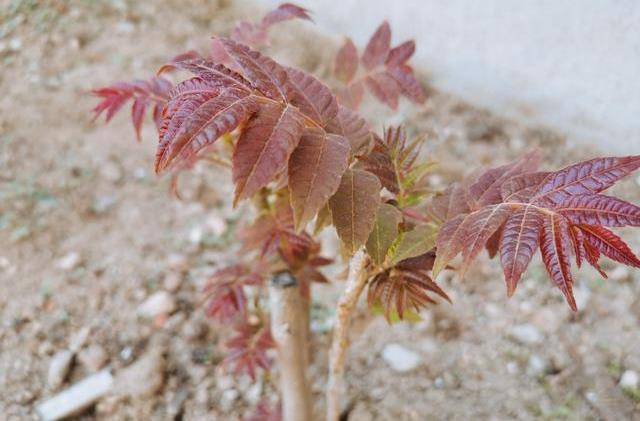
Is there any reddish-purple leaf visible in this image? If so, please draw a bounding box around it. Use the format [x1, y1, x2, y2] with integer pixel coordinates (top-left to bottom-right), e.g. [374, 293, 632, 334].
[534, 156, 640, 204]
[337, 82, 365, 110]
[288, 128, 350, 230]
[334, 38, 359, 83]
[426, 182, 471, 224]
[360, 136, 399, 193]
[539, 214, 577, 310]
[218, 38, 290, 101]
[325, 105, 371, 154]
[156, 88, 258, 173]
[91, 76, 172, 140]
[386, 65, 426, 104]
[386, 40, 415, 67]
[328, 169, 381, 254]
[285, 67, 338, 126]
[261, 3, 312, 27]
[468, 151, 541, 208]
[499, 205, 543, 296]
[556, 194, 640, 227]
[579, 224, 640, 268]
[501, 171, 551, 202]
[362, 21, 391, 70]
[232, 103, 305, 203]
[459, 204, 513, 274]
[365, 72, 400, 110]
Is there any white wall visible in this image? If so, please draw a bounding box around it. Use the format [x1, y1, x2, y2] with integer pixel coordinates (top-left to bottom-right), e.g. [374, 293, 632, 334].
[265, 0, 640, 152]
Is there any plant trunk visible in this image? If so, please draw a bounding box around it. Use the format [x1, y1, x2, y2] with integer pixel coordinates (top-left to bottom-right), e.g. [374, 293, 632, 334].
[326, 249, 368, 421]
[269, 272, 312, 421]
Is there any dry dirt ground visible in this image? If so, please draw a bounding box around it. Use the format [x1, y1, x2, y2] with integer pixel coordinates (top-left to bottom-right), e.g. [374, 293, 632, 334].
[1, 1, 640, 420]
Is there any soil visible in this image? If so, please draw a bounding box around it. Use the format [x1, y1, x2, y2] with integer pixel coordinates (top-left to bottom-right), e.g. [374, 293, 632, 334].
[1, 1, 640, 420]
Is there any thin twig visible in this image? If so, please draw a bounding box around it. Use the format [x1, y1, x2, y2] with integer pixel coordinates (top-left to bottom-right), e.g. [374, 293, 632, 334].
[326, 249, 369, 421]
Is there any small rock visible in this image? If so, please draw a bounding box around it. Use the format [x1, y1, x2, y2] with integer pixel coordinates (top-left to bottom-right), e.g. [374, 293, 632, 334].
[113, 348, 164, 398]
[91, 195, 117, 214]
[133, 167, 147, 180]
[37, 370, 114, 421]
[69, 327, 91, 353]
[609, 266, 631, 283]
[244, 382, 262, 405]
[167, 253, 189, 272]
[137, 291, 176, 318]
[527, 355, 549, 377]
[216, 375, 235, 390]
[220, 388, 239, 411]
[620, 370, 639, 389]
[119, 346, 134, 362]
[48, 350, 74, 389]
[78, 345, 108, 372]
[205, 214, 227, 236]
[381, 343, 421, 372]
[506, 361, 519, 374]
[509, 324, 543, 345]
[182, 318, 208, 341]
[188, 226, 203, 245]
[434, 377, 445, 389]
[163, 272, 182, 292]
[56, 252, 81, 271]
[0, 256, 10, 270]
[9, 37, 22, 51]
[100, 161, 123, 183]
[115, 21, 135, 34]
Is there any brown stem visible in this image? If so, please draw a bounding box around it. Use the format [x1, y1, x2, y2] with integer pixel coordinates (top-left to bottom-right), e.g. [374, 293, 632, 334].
[326, 249, 369, 421]
[269, 272, 312, 421]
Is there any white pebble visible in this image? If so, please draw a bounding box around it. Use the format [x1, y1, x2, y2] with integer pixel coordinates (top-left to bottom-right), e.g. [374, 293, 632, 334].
[47, 350, 74, 389]
[56, 252, 81, 271]
[509, 324, 543, 345]
[381, 343, 421, 372]
[620, 370, 639, 389]
[137, 291, 176, 318]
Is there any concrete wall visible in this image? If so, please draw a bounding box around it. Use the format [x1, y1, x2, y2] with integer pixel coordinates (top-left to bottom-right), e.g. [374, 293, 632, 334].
[265, 0, 640, 152]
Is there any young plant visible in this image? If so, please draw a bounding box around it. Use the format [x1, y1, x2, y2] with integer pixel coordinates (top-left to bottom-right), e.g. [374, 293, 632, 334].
[92, 3, 640, 420]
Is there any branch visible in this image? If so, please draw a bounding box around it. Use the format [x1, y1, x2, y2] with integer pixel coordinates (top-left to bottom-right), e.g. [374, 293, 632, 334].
[269, 272, 312, 421]
[326, 249, 369, 421]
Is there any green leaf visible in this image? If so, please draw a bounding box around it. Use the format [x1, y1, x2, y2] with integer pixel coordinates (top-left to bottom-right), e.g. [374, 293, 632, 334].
[370, 302, 422, 324]
[366, 203, 402, 265]
[388, 224, 438, 265]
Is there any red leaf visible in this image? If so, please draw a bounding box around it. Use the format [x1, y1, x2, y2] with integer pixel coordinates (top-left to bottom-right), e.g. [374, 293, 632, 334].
[336, 82, 365, 110]
[534, 156, 640, 204]
[386, 40, 415, 67]
[501, 171, 551, 202]
[334, 38, 359, 83]
[362, 21, 391, 70]
[232, 103, 306, 203]
[224, 324, 275, 380]
[556, 193, 640, 227]
[360, 135, 399, 194]
[325, 105, 372, 154]
[579, 224, 640, 268]
[285, 67, 338, 126]
[261, 3, 312, 27]
[365, 72, 400, 110]
[156, 88, 258, 173]
[386, 65, 426, 104]
[218, 38, 290, 101]
[91, 76, 172, 140]
[288, 128, 350, 230]
[539, 214, 577, 310]
[499, 205, 543, 296]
